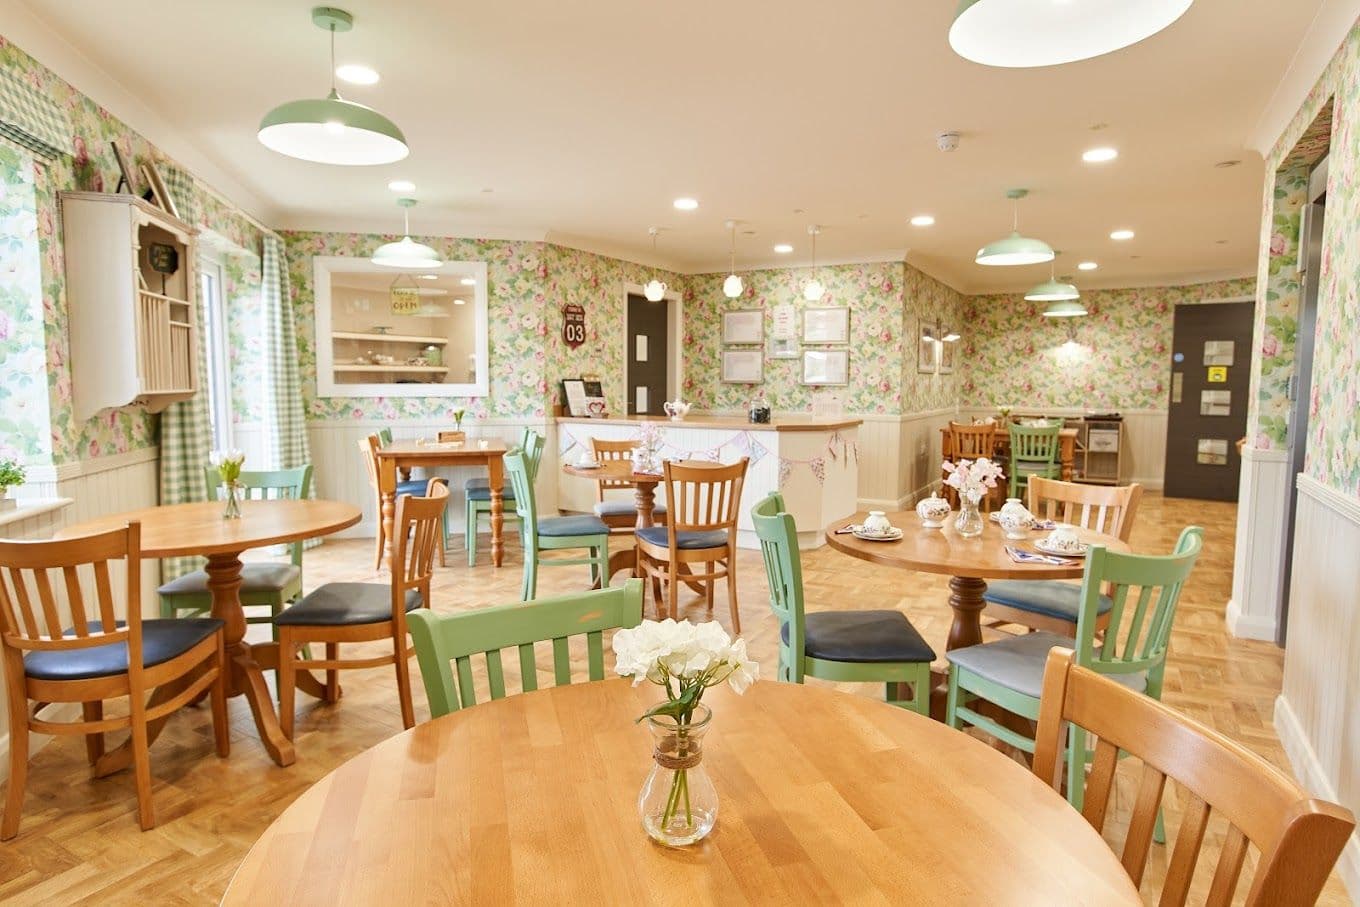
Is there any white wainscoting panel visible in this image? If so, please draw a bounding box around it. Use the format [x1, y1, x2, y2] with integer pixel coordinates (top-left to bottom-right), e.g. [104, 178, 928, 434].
[1275, 474, 1360, 896]
[1227, 448, 1290, 641]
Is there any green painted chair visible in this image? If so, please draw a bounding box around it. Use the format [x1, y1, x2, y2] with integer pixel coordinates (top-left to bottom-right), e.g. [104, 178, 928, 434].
[408, 579, 643, 718]
[946, 526, 1204, 831]
[505, 446, 608, 600]
[158, 465, 313, 632]
[464, 427, 538, 566]
[752, 492, 935, 715]
[1007, 422, 1062, 499]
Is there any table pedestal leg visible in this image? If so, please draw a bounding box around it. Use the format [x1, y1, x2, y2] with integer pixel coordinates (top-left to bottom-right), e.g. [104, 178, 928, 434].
[629, 483, 656, 578]
[946, 576, 987, 651]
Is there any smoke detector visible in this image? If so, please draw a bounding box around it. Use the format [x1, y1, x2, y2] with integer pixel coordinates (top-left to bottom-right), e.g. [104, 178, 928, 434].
[937, 132, 960, 152]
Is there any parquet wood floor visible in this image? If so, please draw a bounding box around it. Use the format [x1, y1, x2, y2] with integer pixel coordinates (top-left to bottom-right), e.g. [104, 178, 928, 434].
[0, 493, 1349, 905]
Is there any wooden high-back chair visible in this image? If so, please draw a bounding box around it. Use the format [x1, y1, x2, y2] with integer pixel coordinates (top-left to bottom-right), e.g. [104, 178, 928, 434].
[945, 421, 1001, 509]
[358, 435, 387, 569]
[589, 438, 668, 531]
[636, 458, 748, 631]
[0, 524, 229, 837]
[1035, 648, 1354, 906]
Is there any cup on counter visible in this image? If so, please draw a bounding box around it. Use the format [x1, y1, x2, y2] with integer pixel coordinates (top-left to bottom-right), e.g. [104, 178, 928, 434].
[478, 439, 490, 450]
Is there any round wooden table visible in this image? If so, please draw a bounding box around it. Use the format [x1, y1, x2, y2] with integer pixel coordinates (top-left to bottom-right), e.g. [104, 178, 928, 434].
[59, 499, 360, 768]
[223, 680, 1139, 905]
[563, 459, 663, 578]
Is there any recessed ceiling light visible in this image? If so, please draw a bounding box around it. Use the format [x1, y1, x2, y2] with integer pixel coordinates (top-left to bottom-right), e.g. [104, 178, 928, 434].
[480, 187, 494, 193]
[1082, 147, 1118, 163]
[454, 299, 466, 305]
[418, 274, 438, 280]
[773, 243, 794, 254]
[673, 197, 699, 211]
[1110, 229, 1135, 241]
[335, 64, 380, 85]
[910, 215, 936, 227]
[1077, 261, 1099, 271]
[459, 277, 477, 286]
[388, 180, 415, 192]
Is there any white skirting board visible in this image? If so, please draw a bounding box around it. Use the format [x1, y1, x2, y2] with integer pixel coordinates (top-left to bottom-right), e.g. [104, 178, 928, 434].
[1275, 474, 1360, 899]
[1226, 447, 1290, 641]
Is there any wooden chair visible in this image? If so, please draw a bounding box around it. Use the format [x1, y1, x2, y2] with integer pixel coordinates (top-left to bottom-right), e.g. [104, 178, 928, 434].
[359, 434, 448, 569]
[465, 428, 538, 566]
[944, 421, 1001, 510]
[1007, 422, 1062, 499]
[506, 447, 608, 601]
[0, 523, 228, 838]
[589, 438, 668, 531]
[274, 481, 448, 739]
[947, 527, 1204, 810]
[982, 477, 1144, 636]
[1035, 648, 1355, 906]
[158, 465, 313, 631]
[636, 458, 748, 631]
[408, 579, 643, 718]
[752, 493, 934, 715]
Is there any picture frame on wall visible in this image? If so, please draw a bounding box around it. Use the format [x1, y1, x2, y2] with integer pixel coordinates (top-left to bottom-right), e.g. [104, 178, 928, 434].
[561, 378, 589, 416]
[721, 349, 764, 384]
[110, 142, 137, 195]
[802, 349, 849, 386]
[938, 338, 956, 374]
[722, 310, 764, 345]
[802, 306, 850, 344]
[767, 336, 799, 359]
[917, 322, 937, 373]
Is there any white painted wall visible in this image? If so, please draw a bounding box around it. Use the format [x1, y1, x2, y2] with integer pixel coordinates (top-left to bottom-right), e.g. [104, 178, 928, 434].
[1227, 448, 1290, 641]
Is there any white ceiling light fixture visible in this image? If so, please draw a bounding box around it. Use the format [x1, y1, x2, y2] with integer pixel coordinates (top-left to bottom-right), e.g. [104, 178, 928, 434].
[644, 227, 667, 302]
[1082, 147, 1119, 163]
[673, 197, 699, 211]
[371, 198, 444, 269]
[335, 63, 379, 85]
[803, 225, 825, 301]
[1026, 251, 1081, 302]
[387, 179, 415, 192]
[975, 189, 1054, 266]
[459, 277, 477, 286]
[910, 215, 936, 227]
[949, 0, 1194, 68]
[258, 7, 409, 166]
[722, 220, 744, 299]
[1110, 228, 1136, 240]
[1077, 261, 1099, 271]
[773, 243, 794, 254]
[940, 328, 961, 342]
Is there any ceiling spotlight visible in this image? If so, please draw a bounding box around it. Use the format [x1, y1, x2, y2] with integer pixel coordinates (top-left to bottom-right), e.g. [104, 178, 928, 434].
[1082, 147, 1118, 163]
[910, 215, 936, 227]
[773, 243, 794, 254]
[1077, 261, 1099, 271]
[673, 197, 699, 211]
[459, 277, 477, 286]
[1110, 229, 1136, 241]
[335, 63, 379, 85]
[418, 274, 438, 280]
[388, 179, 415, 192]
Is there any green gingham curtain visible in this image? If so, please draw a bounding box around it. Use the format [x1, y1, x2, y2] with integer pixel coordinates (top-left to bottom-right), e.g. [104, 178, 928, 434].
[160, 162, 200, 226]
[262, 235, 311, 471]
[0, 70, 71, 160]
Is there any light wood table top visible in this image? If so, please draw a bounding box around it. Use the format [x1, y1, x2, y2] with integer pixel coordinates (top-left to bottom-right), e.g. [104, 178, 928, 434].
[826, 510, 1128, 580]
[374, 439, 508, 465]
[562, 459, 662, 483]
[224, 679, 1139, 906]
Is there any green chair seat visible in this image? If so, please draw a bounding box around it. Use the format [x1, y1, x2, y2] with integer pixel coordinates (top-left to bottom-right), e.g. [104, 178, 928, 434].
[159, 563, 300, 596]
[636, 526, 727, 549]
[946, 630, 1145, 699]
[982, 580, 1113, 624]
[781, 610, 935, 664]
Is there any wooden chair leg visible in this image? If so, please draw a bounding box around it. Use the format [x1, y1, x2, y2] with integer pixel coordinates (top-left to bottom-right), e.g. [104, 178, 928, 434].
[324, 643, 340, 703]
[393, 634, 415, 730]
[211, 634, 230, 758]
[81, 701, 105, 766]
[705, 572, 715, 616]
[128, 692, 154, 831]
[726, 552, 740, 634]
[279, 632, 298, 742]
[666, 562, 679, 622]
[2, 685, 30, 840]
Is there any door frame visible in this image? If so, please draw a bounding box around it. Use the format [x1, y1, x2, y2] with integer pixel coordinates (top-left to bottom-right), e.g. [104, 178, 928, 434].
[622, 283, 683, 413]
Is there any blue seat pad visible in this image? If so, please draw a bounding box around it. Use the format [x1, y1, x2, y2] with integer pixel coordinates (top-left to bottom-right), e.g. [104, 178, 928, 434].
[24, 619, 223, 681]
[593, 500, 667, 517]
[636, 526, 728, 550]
[537, 515, 609, 537]
[466, 485, 515, 502]
[946, 631, 1146, 700]
[782, 610, 935, 664]
[983, 580, 1113, 623]
[276, 583, 423, 627]
[397, 479, 430, 496]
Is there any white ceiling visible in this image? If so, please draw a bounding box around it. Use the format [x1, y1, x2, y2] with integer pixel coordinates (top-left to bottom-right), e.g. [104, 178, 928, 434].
[13, 0, 1337, 292]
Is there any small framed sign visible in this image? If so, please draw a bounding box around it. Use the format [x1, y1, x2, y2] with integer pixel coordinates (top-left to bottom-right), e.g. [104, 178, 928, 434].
[802, 349, 849, 386]
[802, 307, 850, 344]
[562, 304, 586, 349]
[722, 310, 764, 345]
[561, 379, 589, 416]
[721, 349, 764, 383]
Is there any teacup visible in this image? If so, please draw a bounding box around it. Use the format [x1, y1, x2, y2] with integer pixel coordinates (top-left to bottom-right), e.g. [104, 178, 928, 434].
[862, 511, 892, 536]
[1045, 523, 1082, 552]
[477, 439, 490, 450]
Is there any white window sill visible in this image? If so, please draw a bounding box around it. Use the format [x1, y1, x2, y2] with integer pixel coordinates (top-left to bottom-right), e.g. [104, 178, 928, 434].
[0, 498, 74, 530]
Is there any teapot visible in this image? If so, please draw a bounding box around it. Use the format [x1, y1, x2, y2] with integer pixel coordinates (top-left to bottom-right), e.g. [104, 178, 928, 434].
[997, 498, 1034, 540]
[663, 399, 691, 421]
[915, 492, 951, 529]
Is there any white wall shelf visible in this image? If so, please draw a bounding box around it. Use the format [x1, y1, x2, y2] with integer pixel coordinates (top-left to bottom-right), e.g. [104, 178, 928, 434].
[333, 364, 450, 375]
[332, 331, 449, 345]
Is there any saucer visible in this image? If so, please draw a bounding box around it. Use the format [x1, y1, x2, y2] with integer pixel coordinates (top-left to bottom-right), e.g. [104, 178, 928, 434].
[574, 460, 602, 469]
[853, 527, 903, 542]
[1035, 538, 1089, 557]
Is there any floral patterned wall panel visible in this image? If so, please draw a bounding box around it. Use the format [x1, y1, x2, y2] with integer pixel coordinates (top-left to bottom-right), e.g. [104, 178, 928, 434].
[900, 264, 967, 413]
[0, 143, 51, 461]
[222, 248, 265, 424]
[958, 278, 1256, 412]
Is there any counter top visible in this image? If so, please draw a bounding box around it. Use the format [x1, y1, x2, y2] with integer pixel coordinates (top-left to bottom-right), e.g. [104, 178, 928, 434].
[556, 414, 862, 433]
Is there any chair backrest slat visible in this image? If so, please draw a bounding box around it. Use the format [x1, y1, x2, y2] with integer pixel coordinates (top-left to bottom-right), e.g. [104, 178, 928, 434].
[485, 649, 507, 699]
[93, 560, 116, 629]
[1009, 423, 1061, 463]
[751, 493, 805, 683]
[391, 483, 449, 627]
[591, 438, 639, 494]
[407, 581, 644, 718]
[663, 458, 747, 534]
[586, 630, 604, 678]
[1034, 650, 1356, 907]
[948, 421, 997, 459]
[1027, 477, 1142, 543]
[62, 566, 89, 636]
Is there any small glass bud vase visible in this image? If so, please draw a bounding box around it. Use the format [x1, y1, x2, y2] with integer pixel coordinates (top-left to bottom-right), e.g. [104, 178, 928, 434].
[222, 480, 243, 520]
[954, 491, 984, 538]
[638, 704, 717, 847]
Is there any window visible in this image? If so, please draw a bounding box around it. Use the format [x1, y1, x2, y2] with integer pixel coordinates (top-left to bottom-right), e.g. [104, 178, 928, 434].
[199, 258, 232, 450]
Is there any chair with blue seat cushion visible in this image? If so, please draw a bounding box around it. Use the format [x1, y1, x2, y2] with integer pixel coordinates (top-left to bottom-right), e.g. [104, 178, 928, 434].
[506, 447, 608, 601]
[158, 465, 312, 635]
[274, 482, 448, 742]
[947, 526, 1203, 821]
[0, 523, 229, 838]
[636, 458, 748, 630]
[361, 434, 450, 569]
[588, 438, 669, 532]
[465, 427, 539, 566]
[1007, 422, 1062, 499]
[754, 493, 935, 714]
[982, 477, 1143, 637]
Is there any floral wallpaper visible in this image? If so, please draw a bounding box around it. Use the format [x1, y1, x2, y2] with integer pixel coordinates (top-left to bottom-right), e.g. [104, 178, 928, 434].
[222, 248, 265, 423]
[901, 264, 967, 412]
[0, 143, 50, 461]
[958, 278, 1257, 411]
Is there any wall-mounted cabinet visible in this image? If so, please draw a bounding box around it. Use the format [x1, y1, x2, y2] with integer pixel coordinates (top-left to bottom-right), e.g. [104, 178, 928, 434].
[59, 192, 199, 421]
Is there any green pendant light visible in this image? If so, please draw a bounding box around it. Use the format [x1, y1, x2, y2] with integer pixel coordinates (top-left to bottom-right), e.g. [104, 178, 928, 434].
[1026, 253, 1081, 302]
[258, 7, 408, 166]
[372, 199, 444, 269]
[976, 189, 1054, 266]
[950, 0, 1195, 69]
[1042, 299, 1089, 318]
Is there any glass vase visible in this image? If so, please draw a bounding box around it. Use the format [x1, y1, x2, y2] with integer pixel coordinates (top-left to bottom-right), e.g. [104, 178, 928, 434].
[222, 480, 242, 520]
[954, 491, 984, 538]
[638, 704, 717, 846]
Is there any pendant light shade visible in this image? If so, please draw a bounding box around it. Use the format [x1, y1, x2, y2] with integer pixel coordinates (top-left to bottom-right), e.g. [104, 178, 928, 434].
[372, 198, 444, 269]
[1025, 278, 1081, 302]
[722, 220, 744, 299]
[258, 7, 409, 165]
[644, 227, 667, 301]
[949, 0, 1194, 69]
[1042, 299, 1089, 318]
[976, 189, 1053, 266]
[803, 225, 825, 301]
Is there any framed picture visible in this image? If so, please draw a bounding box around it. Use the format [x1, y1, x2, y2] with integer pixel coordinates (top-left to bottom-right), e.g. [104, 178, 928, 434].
[938, 339, 956, 374]
[767, 335, 799, 359]
[721, 349, 764, 383]
[802, 349, 849, 386]
[561, 378, 589, 416]
[111, 142, 137, 195]
[802, 306, 850, 344]
[917, 322, 937, 374]
[722, 309, 764, 345]
[140, 160, 179, 219]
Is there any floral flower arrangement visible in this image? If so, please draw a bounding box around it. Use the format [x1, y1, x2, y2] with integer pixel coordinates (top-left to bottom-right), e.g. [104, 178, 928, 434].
[633, 422, 665, 474]
[0, 458, 26, 492]
[209, 449, 245, 484]
[452, 408, 466, 432]
[942, 457, 1004, 503]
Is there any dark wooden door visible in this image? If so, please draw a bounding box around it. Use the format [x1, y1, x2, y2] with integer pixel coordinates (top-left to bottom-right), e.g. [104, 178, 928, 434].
[1163, 301, 1254, 500]
[627, 293, 668, 415]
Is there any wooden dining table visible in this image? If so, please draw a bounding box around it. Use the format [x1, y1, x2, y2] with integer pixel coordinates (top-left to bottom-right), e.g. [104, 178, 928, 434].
[57, 499, 360, 768]
[223, 679, 1140, 905]
[375, 440, 508, 567]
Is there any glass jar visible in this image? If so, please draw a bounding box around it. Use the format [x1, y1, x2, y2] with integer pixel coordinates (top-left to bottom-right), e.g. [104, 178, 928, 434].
[638, 704, 717, 846]
[222, 480, 242, 520]
[954, 491, 984, 538]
